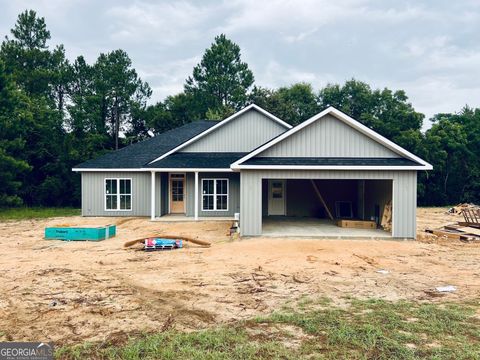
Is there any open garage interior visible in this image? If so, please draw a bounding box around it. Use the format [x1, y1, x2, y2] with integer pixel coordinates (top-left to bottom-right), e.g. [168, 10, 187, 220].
[262, 179, 392, 237]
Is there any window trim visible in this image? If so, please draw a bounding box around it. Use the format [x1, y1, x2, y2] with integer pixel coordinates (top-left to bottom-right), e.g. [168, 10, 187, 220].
[201, 178, 229, 212]
[104, 178, 133, 212]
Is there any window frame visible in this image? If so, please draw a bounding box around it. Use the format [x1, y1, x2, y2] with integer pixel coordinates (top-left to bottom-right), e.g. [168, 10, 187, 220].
[201, 178, 229, 212]
[104, 178, 133, 211]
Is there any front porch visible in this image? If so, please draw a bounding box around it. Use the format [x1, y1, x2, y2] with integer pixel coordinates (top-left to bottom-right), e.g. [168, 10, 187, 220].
[149, 170, 240, 221]
[153, 214, 235, 222]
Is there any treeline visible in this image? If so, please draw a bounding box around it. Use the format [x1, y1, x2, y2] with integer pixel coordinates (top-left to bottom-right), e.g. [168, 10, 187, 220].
[0, 10, 479, 207]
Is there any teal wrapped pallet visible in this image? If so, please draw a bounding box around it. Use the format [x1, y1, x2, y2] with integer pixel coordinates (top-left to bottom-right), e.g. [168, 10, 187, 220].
[44, 225, 116, 241]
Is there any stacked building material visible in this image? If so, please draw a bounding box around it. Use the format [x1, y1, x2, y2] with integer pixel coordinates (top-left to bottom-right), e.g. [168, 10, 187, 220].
[425, 223, 480, 242]
[144, 238, 183, 251]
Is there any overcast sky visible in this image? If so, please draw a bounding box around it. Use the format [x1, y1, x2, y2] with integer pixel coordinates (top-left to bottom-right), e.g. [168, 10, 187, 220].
[1, 0, 479, 128]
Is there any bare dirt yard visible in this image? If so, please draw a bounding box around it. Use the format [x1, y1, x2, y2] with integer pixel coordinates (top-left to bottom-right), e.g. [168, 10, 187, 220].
[0, 208, 479, 345]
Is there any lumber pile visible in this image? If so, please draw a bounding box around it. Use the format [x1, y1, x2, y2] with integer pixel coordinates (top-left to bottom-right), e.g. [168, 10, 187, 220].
[425, 223, 480, 242]
[381, 201, 392, 232]
[461, 206, 480, 225]
[446, 203, 479, 215]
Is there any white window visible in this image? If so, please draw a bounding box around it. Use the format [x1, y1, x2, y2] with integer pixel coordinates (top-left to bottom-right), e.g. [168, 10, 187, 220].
[105, 178, 132, 211]
[202, 178, 228, 211]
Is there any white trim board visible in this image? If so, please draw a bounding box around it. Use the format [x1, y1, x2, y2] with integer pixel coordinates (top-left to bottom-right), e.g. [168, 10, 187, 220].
[147, 104, 292, 165]
[231, 165, 430, 171]
[73, 168, 233, 172]
[231, 106, 433, 170]
[73, 168, 147, 172]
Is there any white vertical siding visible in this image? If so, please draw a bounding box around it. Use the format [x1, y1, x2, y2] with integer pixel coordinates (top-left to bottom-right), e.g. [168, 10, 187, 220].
[180, 109, 287, 152]
[259, 115, 400, 158]
[240, 170, 417, 238]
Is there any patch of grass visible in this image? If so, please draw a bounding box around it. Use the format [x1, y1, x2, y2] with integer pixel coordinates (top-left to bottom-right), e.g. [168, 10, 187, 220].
[56, 299, 480, 360]
[0, 207, 80, 220]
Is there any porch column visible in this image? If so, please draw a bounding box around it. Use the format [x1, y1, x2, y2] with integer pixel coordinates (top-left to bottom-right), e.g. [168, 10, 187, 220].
[194, 171, 199, 220]
[150, 171, 155, 220]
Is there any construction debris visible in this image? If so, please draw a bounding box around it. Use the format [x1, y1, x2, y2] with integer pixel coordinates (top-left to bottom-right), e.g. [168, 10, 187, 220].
[446, 203, 479, 215]
[425, 222, 480, 242]
[436, 285, 456, 293]
[124, 234, 211, 248]
[337, 219, 376, 229]
[144, 238, 183, 251]
[381, 201, 392, 232]
[462, 207, 480, 225]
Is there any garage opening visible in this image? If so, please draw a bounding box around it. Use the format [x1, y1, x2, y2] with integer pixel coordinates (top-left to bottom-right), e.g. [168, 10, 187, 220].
[261, 179, 392, 238]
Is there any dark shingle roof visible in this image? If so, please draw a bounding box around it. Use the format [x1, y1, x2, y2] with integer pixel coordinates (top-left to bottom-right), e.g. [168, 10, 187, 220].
[243, 157, 419, 166]
[146, 152, 247, 169]
[74, 121, 217, 169]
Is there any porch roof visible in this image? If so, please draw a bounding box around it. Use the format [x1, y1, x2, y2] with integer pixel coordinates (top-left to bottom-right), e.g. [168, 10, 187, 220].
[146, 152, 247, 169]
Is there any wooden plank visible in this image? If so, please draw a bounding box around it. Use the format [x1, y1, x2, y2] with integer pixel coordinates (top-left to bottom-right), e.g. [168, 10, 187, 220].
[457, 226, 480, 236]
[310, 180, 334, 220]
[380, 200, 392, 231]
[429, 229, 462, 240]
[457, 222, 480, 228]
[337, 219, 377, 229]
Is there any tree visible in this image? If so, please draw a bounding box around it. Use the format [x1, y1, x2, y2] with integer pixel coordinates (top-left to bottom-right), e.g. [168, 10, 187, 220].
[0, 60, 32, 206]
[145, 92, 204, 134]
[318, 79, 424, 148]
[1, 10, 67, 205]
[422, 117, 471, 205]
[185, 34, 254, 116]
[93, 49, 152, 149]
[249, 83, 320, 125]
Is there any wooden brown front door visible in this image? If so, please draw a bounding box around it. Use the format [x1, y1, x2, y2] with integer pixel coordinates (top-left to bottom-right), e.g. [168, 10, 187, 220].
[170, 174, 185, 213]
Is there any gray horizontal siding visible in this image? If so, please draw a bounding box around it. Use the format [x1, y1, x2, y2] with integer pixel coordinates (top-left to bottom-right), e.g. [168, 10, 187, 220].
[259, 114, 400, 158]
[186, 172, 240, 217]
[181, 109, 287, 153]
[240, 170, 417, 238]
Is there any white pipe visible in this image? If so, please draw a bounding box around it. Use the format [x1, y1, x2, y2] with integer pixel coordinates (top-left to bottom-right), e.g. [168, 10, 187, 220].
[194, 171, 199, 220]
[151, 171, 155, 220]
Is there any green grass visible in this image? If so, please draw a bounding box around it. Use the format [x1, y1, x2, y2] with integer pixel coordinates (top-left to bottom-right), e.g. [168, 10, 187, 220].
[55, 299, 480, 360]
[0, 207, 80, 220]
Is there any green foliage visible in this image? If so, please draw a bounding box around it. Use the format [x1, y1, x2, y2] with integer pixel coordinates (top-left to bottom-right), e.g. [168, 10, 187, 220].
[0, 10, 479, 208]
[318, 79, 424, 144]
[0, 207, 80, 220]
[249, 83, 320, 125]
[421, 109, 480, 205]
[0, 10, 151, 207]
[0, 59, 32, 206]
[185, 34, 254, 116]
[55, 299, 480, 359]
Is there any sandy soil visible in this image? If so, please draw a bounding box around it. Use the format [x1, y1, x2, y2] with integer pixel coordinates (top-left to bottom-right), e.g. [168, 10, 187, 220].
[0, 208, 479, 345]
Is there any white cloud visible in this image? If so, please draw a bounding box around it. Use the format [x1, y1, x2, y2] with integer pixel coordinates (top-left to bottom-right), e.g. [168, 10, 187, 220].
[284, 27, 319, 43]
[106, 1, 215, 46]
[258, 60, 337, 89]
[138, 56, 200, 103]
[1, 0, 479, 122]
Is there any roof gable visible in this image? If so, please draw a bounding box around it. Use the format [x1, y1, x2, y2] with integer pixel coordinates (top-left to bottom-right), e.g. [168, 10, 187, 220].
[72, 121, 216, 170]
[148, 104, 291, 164]
[232, 107, 432, 170]
[258, 113, 400, 158]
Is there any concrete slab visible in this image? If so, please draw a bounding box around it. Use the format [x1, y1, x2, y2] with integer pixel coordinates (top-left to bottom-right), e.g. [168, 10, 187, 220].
[262, 217, 391, 238]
